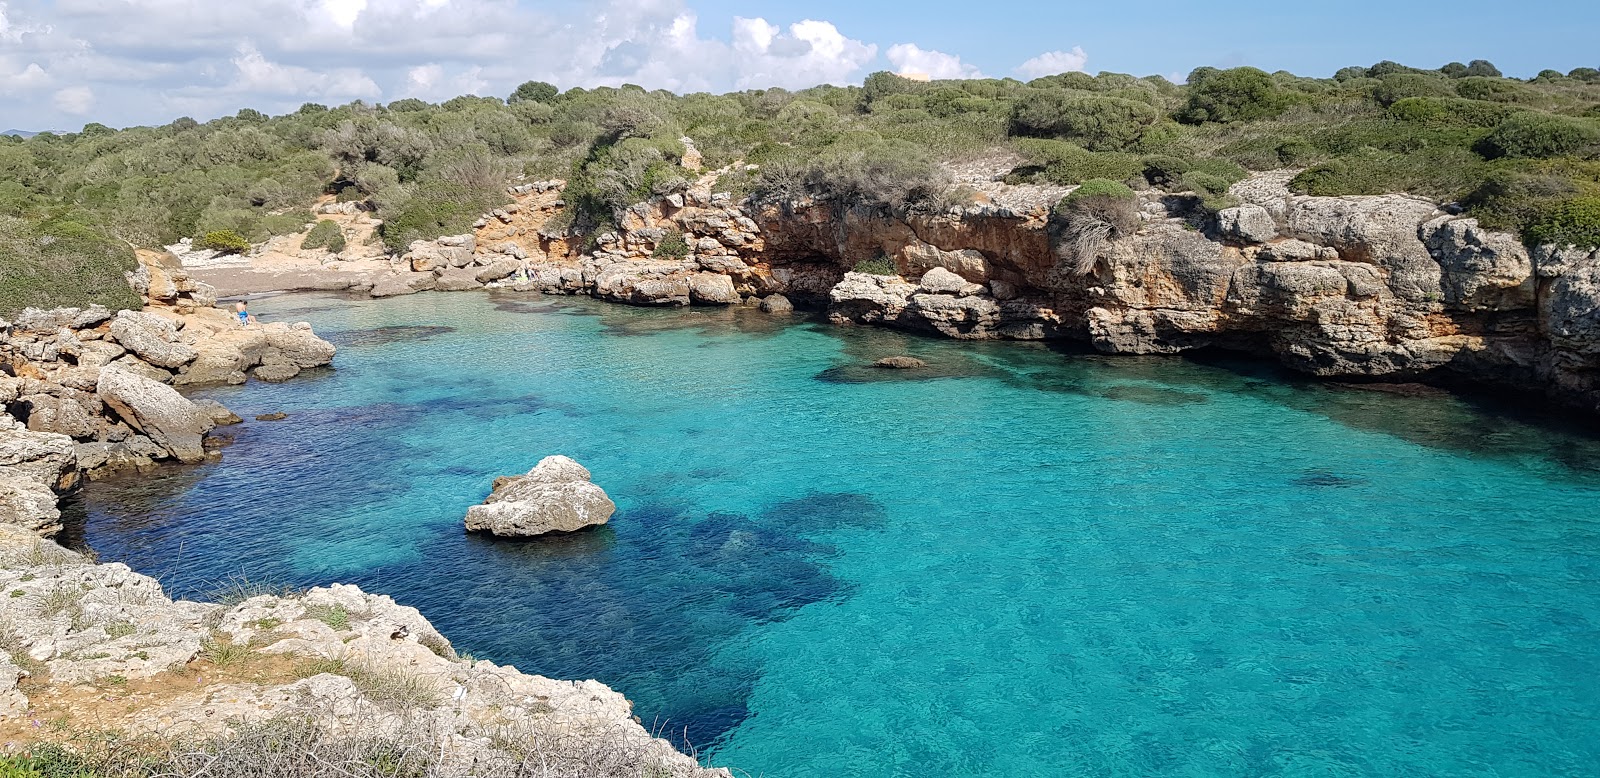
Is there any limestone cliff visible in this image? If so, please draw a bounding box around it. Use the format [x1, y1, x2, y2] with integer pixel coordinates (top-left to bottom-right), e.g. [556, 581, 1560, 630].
[435, 169, 1593, 416]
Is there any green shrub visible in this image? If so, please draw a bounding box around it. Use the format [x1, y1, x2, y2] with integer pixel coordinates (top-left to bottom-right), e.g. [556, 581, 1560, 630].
[301, 219, 346, 252]
[852, 255, 898, 275]
[0, 217, 141, 316]
[380, 183, 499, 251]
[1387, 97, 1524, 127]
[1482, 113, 1600, 158]
[195, 229, 250, 254]
[1182, 171, 1232, 197]
[651, 229, 689, 259]
[1008, 92, 1160, 151]
[1066, 178, 1136, 202]
[1454, 77, 1524, 103]
[1465, 60, 1503, 78]
[1180, 67, 1295, 123]
[508, 80, 559, 104]
[1525, 196, 1600, 249]
[1009, 138, 1142, 186]
[1372, 73, 1454, 107]
[1141, 155, 1191, 188]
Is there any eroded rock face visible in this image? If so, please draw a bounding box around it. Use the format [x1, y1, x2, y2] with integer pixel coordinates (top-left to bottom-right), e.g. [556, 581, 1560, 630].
[108, 311, 199, 369]
[96, 366, 216, 464]
[0, 422, 78, 494]
[465, 455, 616, 537]
[0, 475, 62, 536]
[0, 523, 726, 777]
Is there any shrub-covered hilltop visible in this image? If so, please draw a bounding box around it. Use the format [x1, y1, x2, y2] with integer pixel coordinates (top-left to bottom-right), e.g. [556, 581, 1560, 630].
[3, 59, 1599, 315]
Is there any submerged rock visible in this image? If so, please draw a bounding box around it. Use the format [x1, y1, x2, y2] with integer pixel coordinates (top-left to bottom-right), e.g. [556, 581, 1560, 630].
[759, 294, 794, 314]
[873, 356, 928, 369]
[466, 455, 616, 537]
[255, 412, 288, 421]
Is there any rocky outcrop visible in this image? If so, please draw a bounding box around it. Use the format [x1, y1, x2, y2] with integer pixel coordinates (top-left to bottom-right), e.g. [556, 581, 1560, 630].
[108, 310, 199, 369]
[0, 524, 723, 777]
[96, 366, 216, 463]
[466, 456, 617, 537]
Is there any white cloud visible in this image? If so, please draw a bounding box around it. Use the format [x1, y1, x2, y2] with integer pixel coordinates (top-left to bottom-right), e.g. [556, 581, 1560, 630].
[0, 0, 1007, 129]
[886, 43, 981, 80]
[1015, 47, 1089, 80]
[52, 85, 94, 115]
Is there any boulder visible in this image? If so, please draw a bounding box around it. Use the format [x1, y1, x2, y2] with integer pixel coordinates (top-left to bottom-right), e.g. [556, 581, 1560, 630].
[194, 399, 244, 426]
[174, 341, 249, 386]
[1217, 204, 1279, 244]
[475, 259, 522, 283]
[759, 294, 794, 314]
[95, 366, 216, 464]
[1421, 216, 1533, 311]
[253, 363, 301, 383]
[688, 273, 739, 305]
[19, 394, 99, 439]
[370, 273, 436, 298]
[108, 311, 198, 369]
[465, 456, 616, 537]
[0, 474, 63, 536]
[69, 340, 128, 369]
[918, 267, 966, 294]
[0, 423, 77, 492]
[263, 324, 336, 368]
[433, 267, 485, 292]
[110, 355, 175, 384]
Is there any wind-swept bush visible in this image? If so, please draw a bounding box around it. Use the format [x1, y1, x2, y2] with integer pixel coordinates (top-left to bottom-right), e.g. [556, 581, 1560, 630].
[1052, 179, 1139, 275]
[0, 216, 141, 316]
[1525, 196, 1600, 249]
[1008, 92, 1160, 151]
[301, 219, 346, 252]
[1180, 67, 1295, 123]
[1482, 114, 1600, 159]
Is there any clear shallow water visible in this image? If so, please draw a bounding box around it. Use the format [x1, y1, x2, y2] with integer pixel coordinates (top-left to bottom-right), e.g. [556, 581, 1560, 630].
[74, 292, 1600, 777]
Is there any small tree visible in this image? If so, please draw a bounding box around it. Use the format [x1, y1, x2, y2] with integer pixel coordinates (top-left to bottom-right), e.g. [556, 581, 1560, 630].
[1180, 67, 1294, 123]
[195, 229, 251, 254]
[509, 81, 559, 104]
[301, 220, 346, 253]
[1465, 59, 1503, 78]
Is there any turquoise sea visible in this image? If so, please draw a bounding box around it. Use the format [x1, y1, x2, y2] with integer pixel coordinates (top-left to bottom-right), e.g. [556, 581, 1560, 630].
[74, 291, 1600, 777]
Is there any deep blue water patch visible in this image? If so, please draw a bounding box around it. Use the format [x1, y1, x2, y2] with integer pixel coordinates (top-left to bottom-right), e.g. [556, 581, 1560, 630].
[76, 291, 1600, 776]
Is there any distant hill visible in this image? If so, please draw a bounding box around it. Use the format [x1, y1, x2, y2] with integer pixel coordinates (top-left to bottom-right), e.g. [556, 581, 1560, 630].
[2, 129, 41, 138]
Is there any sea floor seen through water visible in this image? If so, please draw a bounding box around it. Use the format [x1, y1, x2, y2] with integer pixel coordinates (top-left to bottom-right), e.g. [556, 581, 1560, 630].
[72, 291, 1600, 777]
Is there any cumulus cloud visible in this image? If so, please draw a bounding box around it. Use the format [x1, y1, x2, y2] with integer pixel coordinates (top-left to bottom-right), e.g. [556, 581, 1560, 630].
[1015, 47, 1089, 80]
[52, 85, 94, 115]
[886, 43, 981, 80]
[0, 0, 1012, 129]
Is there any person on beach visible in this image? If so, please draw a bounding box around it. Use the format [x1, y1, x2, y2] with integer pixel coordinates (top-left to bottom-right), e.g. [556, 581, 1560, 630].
[235, 301, 257, 327]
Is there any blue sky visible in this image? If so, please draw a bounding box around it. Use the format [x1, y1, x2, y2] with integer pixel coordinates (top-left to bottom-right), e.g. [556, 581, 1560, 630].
[2, 0, 1596, 129]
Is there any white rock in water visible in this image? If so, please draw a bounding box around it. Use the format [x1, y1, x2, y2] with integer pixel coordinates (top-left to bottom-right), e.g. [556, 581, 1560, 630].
[465, 456, 616, 537]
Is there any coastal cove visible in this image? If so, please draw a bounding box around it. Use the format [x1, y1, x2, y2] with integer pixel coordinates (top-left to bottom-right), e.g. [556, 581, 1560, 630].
[71, 291, 1600, 776]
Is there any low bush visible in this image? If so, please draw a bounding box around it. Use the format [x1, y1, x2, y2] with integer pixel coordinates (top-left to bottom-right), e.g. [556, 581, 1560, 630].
[1009, 138, 1142, 186]
[1525, 196, 1600, 249]
[651, 229, 689, 259]
[0, 217, 141, 316]
[852, 255, 899, 275]
[1008, 92, 1160, 151]
[1387, 97, 1524, 127]
[1372, 73, 1455, 107]
[301, 219, 346, 252]
[1180, 67, 1296, 124]
[194, 229, 250, 254]
[1053, 179, 1138, 274]
[1482, 113, 1600, 159]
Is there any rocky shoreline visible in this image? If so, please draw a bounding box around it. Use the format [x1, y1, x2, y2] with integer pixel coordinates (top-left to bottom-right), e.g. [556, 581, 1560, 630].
[0, 262, 723, 774]
[192, 167, 1600, 419]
